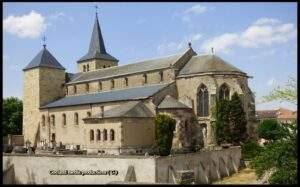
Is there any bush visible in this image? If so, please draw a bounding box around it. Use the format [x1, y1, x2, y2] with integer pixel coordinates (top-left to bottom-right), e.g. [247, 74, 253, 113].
[154, 114, 176, 156]
[241, 140, 263, 160]
[257, 119, 285, 141]
[214, 99, 231, 145]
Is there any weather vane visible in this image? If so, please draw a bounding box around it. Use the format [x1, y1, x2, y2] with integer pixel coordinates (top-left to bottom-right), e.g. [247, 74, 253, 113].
[42, 35, 47, 49]
[211, 47, 214, 54]
[95, 4, 98, 16]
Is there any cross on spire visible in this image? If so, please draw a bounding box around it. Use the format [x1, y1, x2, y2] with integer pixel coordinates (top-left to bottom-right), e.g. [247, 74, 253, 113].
[95, 4, 98, 17]
[211, 47, 214, 54]
[42, 35, 47, 49]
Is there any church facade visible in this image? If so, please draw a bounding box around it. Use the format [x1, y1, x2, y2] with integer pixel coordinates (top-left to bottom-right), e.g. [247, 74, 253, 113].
[22, 13, 256, 155]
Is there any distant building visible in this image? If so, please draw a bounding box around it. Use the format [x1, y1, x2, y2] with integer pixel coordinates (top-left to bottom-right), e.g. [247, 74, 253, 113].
[256, 107, 297, 124]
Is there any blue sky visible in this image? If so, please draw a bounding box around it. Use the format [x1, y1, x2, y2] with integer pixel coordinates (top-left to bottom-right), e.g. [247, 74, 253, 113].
[3, 2, 297, 110]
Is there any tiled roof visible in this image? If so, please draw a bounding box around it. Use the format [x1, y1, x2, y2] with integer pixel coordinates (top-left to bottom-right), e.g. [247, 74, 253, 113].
[84, 101, 154, 119]
[256, 108, 297, 119]
[158, 95, 191, 109]
[23, 47, 65, 71]
[67, 53, 181, 84]
[256, 110, 277, 119]
[40, 83, 170, 109]
[77, 15, 118, 63]
[179, 55, 246, 76]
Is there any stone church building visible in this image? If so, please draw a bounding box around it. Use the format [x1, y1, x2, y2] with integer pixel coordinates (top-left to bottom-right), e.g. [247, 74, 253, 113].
[23, 13, 256, 155]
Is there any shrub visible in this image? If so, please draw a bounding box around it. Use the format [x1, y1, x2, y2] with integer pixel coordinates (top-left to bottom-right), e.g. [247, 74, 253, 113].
[257, 119, 285, 141]
[229, 92, 248, 145]
[154, 114, 176, 156]
[214, 99, 231, 145]
[241, 140, 263, 160]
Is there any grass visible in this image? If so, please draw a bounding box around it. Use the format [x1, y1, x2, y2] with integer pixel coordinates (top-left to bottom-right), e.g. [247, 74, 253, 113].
[212, 167, 258, 184]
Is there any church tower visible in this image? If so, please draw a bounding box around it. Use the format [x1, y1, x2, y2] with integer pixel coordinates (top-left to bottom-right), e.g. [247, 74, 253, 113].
[23, 44, 66, 145]
[77, 11, 118, 73]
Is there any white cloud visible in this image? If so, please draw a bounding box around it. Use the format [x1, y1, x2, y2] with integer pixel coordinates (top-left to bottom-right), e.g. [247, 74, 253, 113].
[48, 12, 74, 22]
[201, 17, 297, 54]
[4, 10, 47, 39]
[184, 4, 208, 15]
[267, 78, 276, 86]
[254, 18, 280, 25]
[157, 33, 202, 55]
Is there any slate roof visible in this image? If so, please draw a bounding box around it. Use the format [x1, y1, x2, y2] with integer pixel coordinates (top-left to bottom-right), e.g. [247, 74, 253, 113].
[77, 15, 118, 63]
[40, 83, 170, 109]
[256, 108, 297, 120]
[84, 101, 154, 120]
[179, 55, 246, 76]
[158, 95, 191, 109]
[67, 54, 181, 84]
[23, 47, 65, 71]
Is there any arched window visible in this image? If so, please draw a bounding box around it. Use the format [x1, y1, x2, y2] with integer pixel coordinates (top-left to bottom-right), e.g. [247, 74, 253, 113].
[90, 130, 94, 141]
[62, 113, 66, 126]
[98, 81, 102, 91]
[86, 64, 89, 71]
[74, 113, 79, 125]
[85, 83, 89, 92]
[219, 83, 230, 100]
[103, 129, 107, 141]
[125, 77, 128, 86]
[159, 71, 164, 82]
[110, 129, 115, 141]
[51, 115, 55, 126]
[41, 115, 45, 126]
[87, 111, 91, 117]
[97, 129, 101, 141]
[83, 65, 86, 72]
[103, 65, 106, 68]
[197, 84, 209, 117]
[111, 80, 115, 89]
[74, 85, 77, 94]
[143, 74, 147, 84]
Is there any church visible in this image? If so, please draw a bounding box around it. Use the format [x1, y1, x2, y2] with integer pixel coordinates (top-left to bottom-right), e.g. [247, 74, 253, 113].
[22, 12, 256, 155]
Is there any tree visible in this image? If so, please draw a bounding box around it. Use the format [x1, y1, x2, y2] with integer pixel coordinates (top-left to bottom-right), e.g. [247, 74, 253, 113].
[257, 119, 285, 141]
[3, 97, 23, 136]
[263, 76, 297, 105]
[214, 99, 231, 145]
[154, 114, 176, 156]
[229, 92, 248, 145]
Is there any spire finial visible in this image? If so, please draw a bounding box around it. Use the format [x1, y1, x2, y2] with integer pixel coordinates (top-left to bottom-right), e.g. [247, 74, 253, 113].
[42, 35, 47, 49]
[188, 42, 192, 48]
[211, 47, 214, 54]
[95, 4, 98, 17]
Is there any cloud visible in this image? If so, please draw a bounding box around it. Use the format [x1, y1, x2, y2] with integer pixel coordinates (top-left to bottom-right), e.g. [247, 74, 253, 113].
[4, 10, 47, 39]
[267, 78, 276, 86]
[157, 33, 202, 55]
[201, 17, 297, 54]
[184, 4, 208, 15]
[48, 12, 74, 22]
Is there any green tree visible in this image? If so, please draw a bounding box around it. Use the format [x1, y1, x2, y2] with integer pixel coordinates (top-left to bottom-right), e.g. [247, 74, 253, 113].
[214, 99, 231, 145]
[229, 92, 248, 145]
[154, 114, 176, 156]
[257, 119, 285, 141]
[263, 76, 297, 105]
[3, 97, 23, 136]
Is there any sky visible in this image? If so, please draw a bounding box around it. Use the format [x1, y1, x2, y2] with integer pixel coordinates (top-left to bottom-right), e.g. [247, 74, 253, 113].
[3, 2, 297, 111]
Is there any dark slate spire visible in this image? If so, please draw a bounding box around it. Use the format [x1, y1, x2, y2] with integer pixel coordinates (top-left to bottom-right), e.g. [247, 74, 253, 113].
[77, 13, 118, 63]
[23, 47, 65, 71]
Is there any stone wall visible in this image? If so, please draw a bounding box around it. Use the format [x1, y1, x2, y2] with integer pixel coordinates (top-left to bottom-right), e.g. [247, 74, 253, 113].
[3, 147, 242, 184]
[77, 59, 118, 73]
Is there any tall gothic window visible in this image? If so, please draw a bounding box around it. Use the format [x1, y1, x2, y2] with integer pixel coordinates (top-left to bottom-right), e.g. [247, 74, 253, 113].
[125, 77, 128, 86]
[143, 74, 147, 84]
[83, 65, 86, 72]
[219, 83, 230, 100]
[197, 84, 209, 117]
[86, 64, 90, 71]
